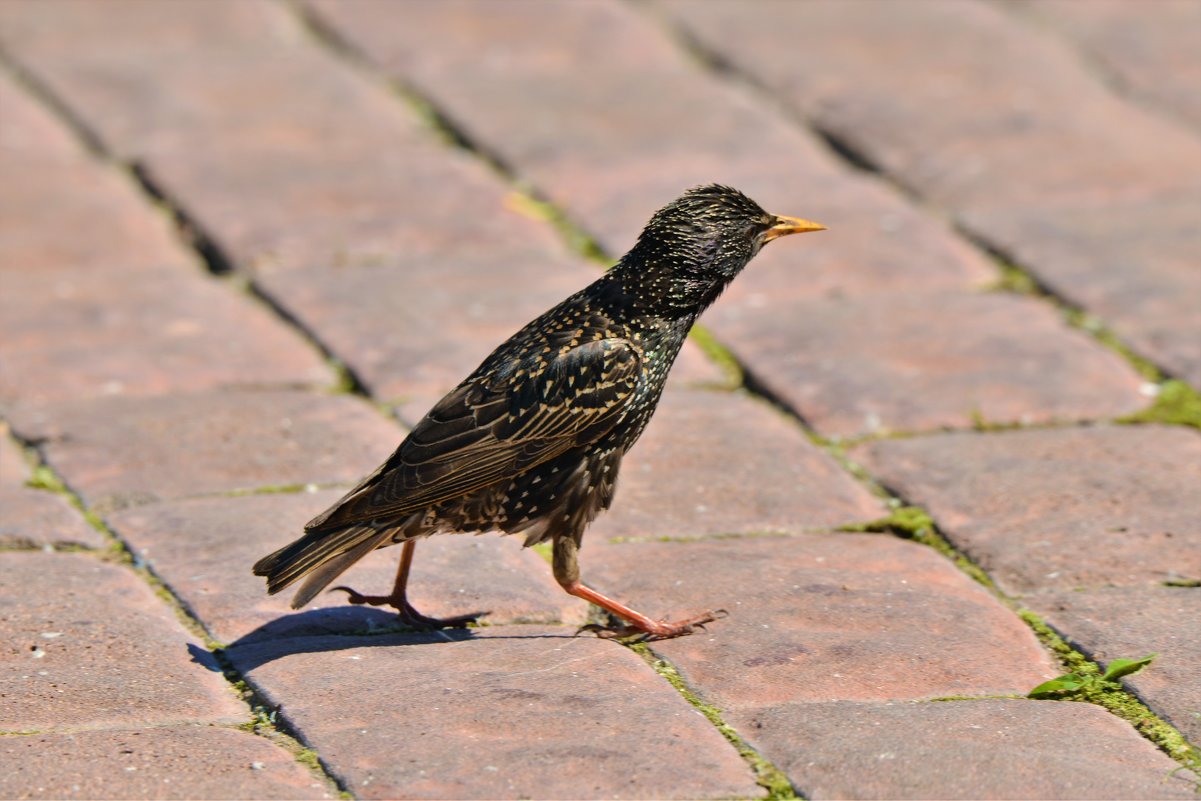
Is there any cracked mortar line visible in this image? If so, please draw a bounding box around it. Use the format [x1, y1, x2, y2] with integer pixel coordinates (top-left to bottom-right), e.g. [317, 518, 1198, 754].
[635, 0, 1198, 404]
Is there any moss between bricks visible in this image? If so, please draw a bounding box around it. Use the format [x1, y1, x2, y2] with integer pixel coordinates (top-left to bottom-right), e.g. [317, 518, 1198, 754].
[627, 642, 799, 800]
[838, 506, 998, 592]
[1119, 380, 1201, 430]
[1020, 610, 1201, 784]
[222, 657, 348, 795]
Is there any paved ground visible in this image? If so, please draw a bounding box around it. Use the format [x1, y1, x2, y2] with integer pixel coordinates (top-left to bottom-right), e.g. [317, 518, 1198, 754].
[1, 1, 1198, 799]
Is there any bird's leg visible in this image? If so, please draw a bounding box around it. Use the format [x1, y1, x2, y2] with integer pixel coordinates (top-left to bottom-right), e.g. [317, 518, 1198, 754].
[553, 536, 723, 640]
[330, 540, 481, 630]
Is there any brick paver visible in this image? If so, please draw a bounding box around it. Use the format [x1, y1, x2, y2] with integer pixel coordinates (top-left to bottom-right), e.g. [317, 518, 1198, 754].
[0, 429, 103, 549]
[228, 628, 762, 800]
[730, 699, 1198, 800]
[6, 390, 400, 512]
[0, 551, 244, 731]
[0, 0, 1196, 798]
[709, 290, 1145, 437]
[589, 388, 884, 539]
[1009, 0, 1201, 133]
[858, 426, 1201, 595]
[0, 726, 331, 800]
[585, 535, 1057, 709]
[0, 75, 331, 409]
[664, 0, 1201, 387]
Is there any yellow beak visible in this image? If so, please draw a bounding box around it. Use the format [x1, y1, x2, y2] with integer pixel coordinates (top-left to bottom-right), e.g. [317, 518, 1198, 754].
[763, 214, 827, 242]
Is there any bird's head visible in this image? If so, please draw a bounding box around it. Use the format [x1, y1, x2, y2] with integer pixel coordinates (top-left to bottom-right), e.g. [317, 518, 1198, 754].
[619, 184, 825, 312]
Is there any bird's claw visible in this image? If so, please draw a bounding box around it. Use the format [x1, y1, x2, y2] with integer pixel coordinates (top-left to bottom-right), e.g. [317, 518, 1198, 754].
[329, 585, 382, 606]
[328, 586, 482, 630]
[575, 608, 728, 642]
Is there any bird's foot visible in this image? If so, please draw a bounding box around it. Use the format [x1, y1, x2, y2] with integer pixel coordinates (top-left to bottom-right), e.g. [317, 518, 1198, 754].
[329, 586, 482, 630]
[578, 608, 728, 642]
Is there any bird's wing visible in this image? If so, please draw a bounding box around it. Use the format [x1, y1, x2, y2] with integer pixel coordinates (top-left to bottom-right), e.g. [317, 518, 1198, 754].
[306, 338, 641, 530]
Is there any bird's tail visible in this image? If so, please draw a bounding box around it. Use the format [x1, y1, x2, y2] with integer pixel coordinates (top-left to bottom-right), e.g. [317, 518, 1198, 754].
[253, 525, 395, 609]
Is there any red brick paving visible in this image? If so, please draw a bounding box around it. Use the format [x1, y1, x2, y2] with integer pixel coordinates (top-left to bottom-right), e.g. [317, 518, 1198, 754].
[0, 0, 1196, 798]
[858, 425, 1201, 595]
[665, 0, 1201, 387]
[585, 535, 1058, 709]
[228, 628, 763, 800]
[1010, 0, 1201, 133]
[0, 551, 244, 732]
[6, 390, 400, 512]
[0, 726, 331, 800]
[0, 429, 104, 549]
[710, 290, 1145, 437]
[730, 699, 1198, 800]
[587, 388, 884, 540]
[0, 76, 331, 409]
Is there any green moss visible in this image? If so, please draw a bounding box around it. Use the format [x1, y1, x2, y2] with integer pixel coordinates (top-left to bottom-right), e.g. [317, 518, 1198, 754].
[1019, 610, 1093, 674]
[221, 483, 315, 498]
[25, 464, 64, 493]
[506, 189, 611, 265]
[295, 748, 323, 772]
[628, 643, 799, 799]
[987, 261, 1040, 296]
[327, 358, 360, 395]
[927, 693, 1023, 702]
[1062, 308, 1162, 382]
[686, 325, 744, 388]
[840, 506, 998, 592]
[840, 505, 934, 538]
[1119, 380, 1201, 430]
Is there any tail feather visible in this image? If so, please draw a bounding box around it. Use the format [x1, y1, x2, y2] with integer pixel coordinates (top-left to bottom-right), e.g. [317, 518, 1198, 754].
[288, 528, 395, 609]
[252, 524, 395, 603]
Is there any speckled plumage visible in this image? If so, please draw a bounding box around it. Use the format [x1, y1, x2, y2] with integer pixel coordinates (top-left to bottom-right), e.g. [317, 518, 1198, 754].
[254, 185, 824, 634]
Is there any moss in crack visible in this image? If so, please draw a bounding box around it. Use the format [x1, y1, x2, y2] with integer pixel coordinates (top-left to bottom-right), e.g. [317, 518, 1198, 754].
[840, 505, 934, 538]
[987, 260, 1041, 296]
[1119, 380, 1201, 430]
[503, 190, 611, 266]
[25, 463, 65, 494]
[840, 506, 998, 592]
[980, 248, 1163, 384]
[1061, 308, 1162, 383]
[627, 643, 799, 800]
[687, 324, 743, 388]
[1019, 610, 1201, 783]
[327, 357, 360, 396]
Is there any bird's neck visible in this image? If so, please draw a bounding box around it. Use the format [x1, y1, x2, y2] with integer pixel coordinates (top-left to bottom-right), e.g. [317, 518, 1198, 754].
[609, 253, 732, 318]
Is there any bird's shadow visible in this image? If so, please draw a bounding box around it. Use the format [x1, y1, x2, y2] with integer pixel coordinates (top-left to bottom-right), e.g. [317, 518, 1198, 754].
[188, 606, 581, 674]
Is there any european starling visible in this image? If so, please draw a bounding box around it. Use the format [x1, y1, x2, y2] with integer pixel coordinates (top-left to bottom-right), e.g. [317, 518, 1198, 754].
[253, 185, 824, 639]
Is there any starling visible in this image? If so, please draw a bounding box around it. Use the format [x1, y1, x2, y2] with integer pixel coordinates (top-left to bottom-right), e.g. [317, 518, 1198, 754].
[253, 185, 824, 639]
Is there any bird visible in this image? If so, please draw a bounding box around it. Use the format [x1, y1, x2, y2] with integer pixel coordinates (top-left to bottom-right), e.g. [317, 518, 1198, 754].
[253, 184, 825, 639]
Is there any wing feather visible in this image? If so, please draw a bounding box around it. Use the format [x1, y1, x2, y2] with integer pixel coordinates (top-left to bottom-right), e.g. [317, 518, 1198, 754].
[305, 338, 640, 531]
